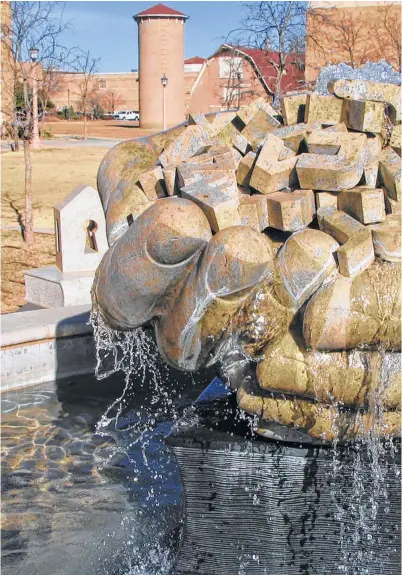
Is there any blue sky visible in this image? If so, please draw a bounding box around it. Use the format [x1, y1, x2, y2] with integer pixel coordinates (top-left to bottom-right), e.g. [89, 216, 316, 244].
[56, 2, 245, 72]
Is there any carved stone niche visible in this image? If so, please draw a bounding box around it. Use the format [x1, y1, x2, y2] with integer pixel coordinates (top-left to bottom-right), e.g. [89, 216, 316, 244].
[24, 185, 109, 308]
[54, 184, 108, 273]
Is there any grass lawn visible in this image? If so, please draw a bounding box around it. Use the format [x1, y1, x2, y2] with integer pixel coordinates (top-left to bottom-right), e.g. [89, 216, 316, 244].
[1, 146, 109, 313]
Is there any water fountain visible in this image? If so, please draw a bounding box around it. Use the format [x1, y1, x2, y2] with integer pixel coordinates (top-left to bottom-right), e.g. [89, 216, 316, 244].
[1, 69, 401, 575]
[91, 72, 401, 573]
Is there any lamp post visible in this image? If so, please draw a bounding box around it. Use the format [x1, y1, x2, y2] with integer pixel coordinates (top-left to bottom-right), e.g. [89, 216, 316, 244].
[29, 47, 40, 149]
[161, 74, 168, 131]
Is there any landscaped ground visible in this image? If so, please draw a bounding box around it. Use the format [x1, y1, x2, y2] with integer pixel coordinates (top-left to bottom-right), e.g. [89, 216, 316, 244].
[1, 146, 109, 313]
[44, 119, 156, 140]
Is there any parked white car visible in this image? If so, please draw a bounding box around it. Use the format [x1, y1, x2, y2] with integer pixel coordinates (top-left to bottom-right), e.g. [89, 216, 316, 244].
[114, 110, 139, 121]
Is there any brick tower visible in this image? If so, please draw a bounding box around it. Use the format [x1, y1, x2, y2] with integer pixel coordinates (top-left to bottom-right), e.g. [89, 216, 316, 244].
[134, 3, 188, 130]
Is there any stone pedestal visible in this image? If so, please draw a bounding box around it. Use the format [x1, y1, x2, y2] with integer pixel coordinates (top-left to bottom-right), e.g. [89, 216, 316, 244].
[167, 382, 401, 575]
[24, 266, 95, 308]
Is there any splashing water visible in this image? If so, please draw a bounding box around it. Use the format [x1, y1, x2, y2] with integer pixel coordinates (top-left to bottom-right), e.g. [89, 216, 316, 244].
[89, 307, 209, 574]
[325, 349, 400, 574]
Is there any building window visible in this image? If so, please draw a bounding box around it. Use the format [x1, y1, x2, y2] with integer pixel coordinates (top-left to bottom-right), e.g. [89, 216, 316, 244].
[98, 79, 106, 89]
[219, 57, 243, 79]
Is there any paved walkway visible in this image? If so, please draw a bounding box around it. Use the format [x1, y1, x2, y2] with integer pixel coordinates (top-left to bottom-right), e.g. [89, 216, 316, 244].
[1, 224, 54, 234]
[1, 136, 123, 152]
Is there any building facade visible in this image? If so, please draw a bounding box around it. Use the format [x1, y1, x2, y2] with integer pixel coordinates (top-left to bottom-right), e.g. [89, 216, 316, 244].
[1, 0, 14, 126]
[305, 1, 401, 83]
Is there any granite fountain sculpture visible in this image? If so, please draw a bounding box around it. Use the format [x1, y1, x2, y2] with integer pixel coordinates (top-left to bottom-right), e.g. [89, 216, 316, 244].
[92, 77, 401, 445]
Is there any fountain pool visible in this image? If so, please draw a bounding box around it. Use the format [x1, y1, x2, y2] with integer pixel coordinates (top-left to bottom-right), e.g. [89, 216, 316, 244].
[1, 365, 214, 575]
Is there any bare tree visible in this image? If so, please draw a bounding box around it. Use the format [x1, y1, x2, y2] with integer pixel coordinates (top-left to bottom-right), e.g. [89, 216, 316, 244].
[307, 2, 401, 78]
[101, 90, 125, 115]
[216, 46, 264, 110]
[371, 2, 401, 71]
[75, 51, 99, 140]
[227, 1, 307, 99]
[38, 66, 65, 131]
[1, 1, 78, 245]
[219, 48, 245, 109]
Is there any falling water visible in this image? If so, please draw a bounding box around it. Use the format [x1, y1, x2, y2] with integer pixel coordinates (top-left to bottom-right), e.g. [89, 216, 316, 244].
[325, 349, 400, 574]
[89, 306, 203, 574]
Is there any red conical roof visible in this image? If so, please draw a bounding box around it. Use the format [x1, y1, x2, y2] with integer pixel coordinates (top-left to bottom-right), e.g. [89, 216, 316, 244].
[134, 3, 188, 19]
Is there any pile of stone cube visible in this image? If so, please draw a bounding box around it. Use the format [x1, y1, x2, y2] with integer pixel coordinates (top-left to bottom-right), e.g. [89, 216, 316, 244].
[134, 79, 401, 278]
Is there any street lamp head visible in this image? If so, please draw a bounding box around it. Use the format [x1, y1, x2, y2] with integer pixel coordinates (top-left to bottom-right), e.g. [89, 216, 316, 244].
[161, 74, 168, 87]
[29, 47, 39, 62]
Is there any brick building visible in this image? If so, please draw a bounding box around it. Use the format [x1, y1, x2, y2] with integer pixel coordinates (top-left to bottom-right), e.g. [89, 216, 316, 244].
[51, 71, 139, 113]
[305, 1, 401, 83]
[50, 43, 304, 119]
[1, 0, 14, 126]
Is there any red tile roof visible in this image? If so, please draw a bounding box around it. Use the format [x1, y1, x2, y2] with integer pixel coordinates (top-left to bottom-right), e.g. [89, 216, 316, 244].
[185, 56, 205, 65]
[135, 3, 188, 19]
[216, 44, 305, 95]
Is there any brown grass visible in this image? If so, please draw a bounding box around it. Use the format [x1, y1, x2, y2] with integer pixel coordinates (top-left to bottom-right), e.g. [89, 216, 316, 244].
[2, 147, 108, 229]
[1, 230, 55, 313]
[1, 146, 109, 313]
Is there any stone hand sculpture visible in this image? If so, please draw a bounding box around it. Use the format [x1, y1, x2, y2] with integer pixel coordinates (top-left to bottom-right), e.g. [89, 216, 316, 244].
[93, 82, 401, 443]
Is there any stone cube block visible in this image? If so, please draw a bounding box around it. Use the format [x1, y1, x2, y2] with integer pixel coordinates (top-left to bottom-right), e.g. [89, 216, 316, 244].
[384, 195, 401, 215]
[249, 134, 297, 194]
[159, 125, 212, 167]
[236, 151, 256, 187]
[315, 191, 338, 210]
[337, 229, 375, 278]
[239, 194, 269, 232]
[54, 184, 108, 274]
[188, 112, 209, 126]
[369, 213, 401, 262]
[206, 111, 237, 136]
[272, 124, 308, 153]
[139, 165, 167, 200]
[241, 108, 281, 149]
[162, 165, 177, 196]
[236, 97, 277, 127]
[234, 133, 252, 155]
[323, 123, 348, 132]
[278, 146, 296, 161]
[390, 125, 401, 156]
[305, 94, 343, 125]
[329, 79, 401, 123]
[337, 187, 386, 224]
[181, 181, 241, 232]
[266, 190, 315, 232]
[342, 99, 385, 133]
[177, 162, 236, 190]
[280, 93, 309, 125]
[297, 132, 367, 191]
[251, 156, 297, 195]
[379, 146, 401, 201]
[317, 207, 374, 277]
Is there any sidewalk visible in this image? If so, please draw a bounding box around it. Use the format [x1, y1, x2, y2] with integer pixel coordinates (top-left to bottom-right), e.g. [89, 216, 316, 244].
[1, 136, 123, 153]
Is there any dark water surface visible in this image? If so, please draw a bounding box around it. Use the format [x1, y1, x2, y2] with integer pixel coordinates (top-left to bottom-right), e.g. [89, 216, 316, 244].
[1, 369, 212, 575]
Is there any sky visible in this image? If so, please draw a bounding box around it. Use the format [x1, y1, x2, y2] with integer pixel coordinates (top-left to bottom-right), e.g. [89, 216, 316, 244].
[55, 1, 245, 73]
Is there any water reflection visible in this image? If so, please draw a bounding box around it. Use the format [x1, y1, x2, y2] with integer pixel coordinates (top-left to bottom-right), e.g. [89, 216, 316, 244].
[1, 368, 210, 575]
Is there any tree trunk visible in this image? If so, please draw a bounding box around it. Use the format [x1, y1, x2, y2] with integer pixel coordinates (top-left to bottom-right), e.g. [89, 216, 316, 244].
[13, 124, 20, 152]
[23, 139, 34, 245]
[84, 113, 87, 141]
